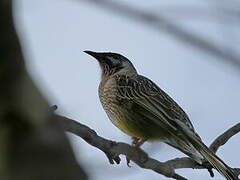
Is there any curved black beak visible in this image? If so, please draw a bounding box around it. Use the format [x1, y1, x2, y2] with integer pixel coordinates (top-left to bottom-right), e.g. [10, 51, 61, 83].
[84, 50, 103, 61]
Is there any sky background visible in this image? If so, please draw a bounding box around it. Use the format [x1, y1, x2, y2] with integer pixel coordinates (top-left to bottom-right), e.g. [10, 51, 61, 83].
[15, 0, 240, 179]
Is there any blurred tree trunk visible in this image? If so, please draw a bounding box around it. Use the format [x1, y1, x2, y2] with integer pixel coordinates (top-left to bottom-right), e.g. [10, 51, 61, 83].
[0, 1, 88, 179]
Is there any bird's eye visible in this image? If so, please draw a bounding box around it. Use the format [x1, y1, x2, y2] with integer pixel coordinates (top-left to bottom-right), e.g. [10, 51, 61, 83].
[107, 56, 121, 67]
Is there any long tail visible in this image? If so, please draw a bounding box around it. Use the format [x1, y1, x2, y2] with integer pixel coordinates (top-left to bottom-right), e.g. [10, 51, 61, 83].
[175, 120, 239, 180]
[198, 143, 237, 180]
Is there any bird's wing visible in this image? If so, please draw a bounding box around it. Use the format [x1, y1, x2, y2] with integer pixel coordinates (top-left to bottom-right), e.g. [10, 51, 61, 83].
[115, 74, 195, 133]
[114, 75, 239, 179]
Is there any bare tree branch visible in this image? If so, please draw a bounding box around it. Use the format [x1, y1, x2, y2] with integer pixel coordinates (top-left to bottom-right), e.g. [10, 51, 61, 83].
[57, 114, 240, 180]
[80, 0, 240, 71]
[210, 123, 240, 153]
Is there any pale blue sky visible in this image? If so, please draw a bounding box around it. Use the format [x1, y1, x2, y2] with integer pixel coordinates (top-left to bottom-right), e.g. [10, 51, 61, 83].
[15, 0, 240, 179]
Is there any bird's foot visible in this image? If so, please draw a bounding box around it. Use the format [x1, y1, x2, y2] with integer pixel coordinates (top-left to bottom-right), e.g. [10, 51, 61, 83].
[126, 137, 147, 167]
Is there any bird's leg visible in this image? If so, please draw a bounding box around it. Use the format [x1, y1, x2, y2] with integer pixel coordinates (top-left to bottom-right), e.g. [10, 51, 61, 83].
[133, 138, 146, 147]
[131, 137, 140, 146]
[126, 137, 147, 167]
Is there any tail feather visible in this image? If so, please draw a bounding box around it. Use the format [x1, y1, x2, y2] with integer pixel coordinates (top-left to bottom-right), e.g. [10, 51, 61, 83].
[199, 146, 237, 180]
[175, 120, 239, 180]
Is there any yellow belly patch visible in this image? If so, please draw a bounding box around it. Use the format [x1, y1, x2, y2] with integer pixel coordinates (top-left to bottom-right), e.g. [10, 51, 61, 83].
[112, 119, 146, 139]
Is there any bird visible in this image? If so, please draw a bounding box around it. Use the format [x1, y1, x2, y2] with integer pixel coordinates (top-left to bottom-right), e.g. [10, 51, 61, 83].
[84, 50, 238, 180]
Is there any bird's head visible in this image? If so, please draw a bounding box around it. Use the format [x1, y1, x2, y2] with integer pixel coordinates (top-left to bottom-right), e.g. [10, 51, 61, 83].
[84, 50, 137, 79]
